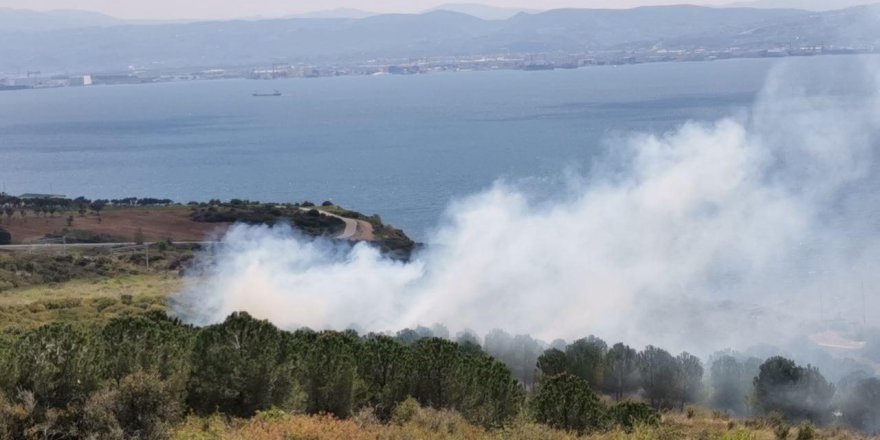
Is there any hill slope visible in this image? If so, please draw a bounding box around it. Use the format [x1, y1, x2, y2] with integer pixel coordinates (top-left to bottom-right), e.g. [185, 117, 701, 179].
[0, 5, 877, 72]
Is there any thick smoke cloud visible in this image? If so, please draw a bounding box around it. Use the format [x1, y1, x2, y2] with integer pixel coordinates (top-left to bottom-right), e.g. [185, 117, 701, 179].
[173, 57, 880, 357]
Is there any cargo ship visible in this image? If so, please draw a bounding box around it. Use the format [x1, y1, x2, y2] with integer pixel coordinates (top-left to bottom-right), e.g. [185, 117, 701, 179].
[253, 90, 282, 97]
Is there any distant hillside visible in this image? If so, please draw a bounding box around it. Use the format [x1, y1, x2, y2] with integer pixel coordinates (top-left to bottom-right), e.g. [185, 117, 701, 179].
[0, 7, 123, 32]
[0, 4, 877, 73]
[724, 0, 878, 11]
[426, 3, 543, 20]
[289, 8, 378, 19]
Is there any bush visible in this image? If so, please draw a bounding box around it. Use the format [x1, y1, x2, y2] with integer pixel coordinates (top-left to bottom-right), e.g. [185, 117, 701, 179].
[4, 324, 103, 410]
[298, 331, 358, 418]
[607, 401, 660, 432]
[391, 397, 421, 425]
[83, 372, 183, 440]
[186, 312, 297, 417]
[531, 373, 605, 433]
[796, 423, 816, 440]
[774, 423, 791, 440]
[0, 227, 10, 245]
[754, 357, 835, 424]
[841, 377, 880, 434]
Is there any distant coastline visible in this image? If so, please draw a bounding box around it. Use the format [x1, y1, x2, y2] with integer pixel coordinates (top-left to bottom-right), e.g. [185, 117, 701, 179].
[0, 49, 870, 92]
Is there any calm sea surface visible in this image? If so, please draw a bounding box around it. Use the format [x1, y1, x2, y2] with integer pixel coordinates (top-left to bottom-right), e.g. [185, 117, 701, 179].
[0, 55, 869, 238]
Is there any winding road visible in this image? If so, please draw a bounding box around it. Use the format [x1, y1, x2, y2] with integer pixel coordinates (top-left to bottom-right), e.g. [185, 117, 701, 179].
[299, 208, 374, 241]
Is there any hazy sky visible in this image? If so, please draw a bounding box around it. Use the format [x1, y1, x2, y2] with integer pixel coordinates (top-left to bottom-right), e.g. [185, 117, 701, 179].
[0, 0, 733, 20]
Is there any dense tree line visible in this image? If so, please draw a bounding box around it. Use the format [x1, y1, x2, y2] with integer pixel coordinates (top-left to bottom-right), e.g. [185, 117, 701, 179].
[0, 194, 175, 220]
[404, 326, 880, 434]
[0, 312, 525, 439]
[1, 312, 878, 438]
[532, 337, 704, 411]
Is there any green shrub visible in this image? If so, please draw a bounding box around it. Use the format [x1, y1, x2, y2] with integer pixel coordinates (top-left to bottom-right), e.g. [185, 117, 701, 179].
[83, 371, 183, 440]
[607, 401, 661, 432]
[186, 312, 297, 417]
[531, 373, 605, 433]
[391, 397, 421, 425]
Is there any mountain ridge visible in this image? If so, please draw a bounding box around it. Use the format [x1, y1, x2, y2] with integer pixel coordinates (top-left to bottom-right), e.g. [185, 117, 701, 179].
[0, 4, 877, 73]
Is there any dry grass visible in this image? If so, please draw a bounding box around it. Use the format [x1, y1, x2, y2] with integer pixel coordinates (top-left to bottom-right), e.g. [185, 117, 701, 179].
[171, 405, 878, 440]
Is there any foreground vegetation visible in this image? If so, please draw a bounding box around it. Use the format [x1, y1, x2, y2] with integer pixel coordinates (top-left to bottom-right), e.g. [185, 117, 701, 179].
[172, 405, 875, 440]
[0, 306, 878, 439]
[1, 198, 878, 439]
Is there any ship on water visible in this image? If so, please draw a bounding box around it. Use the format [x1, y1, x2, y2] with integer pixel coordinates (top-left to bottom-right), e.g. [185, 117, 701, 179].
[253, 90, 282, 97]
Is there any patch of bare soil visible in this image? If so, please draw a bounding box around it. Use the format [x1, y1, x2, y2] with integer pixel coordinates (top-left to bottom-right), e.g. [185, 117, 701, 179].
[2, 207, 229, 244]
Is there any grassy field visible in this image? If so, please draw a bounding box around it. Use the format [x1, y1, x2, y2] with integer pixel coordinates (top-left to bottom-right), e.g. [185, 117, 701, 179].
[0, 247, 188, 330]
[0, 273, 179, 330]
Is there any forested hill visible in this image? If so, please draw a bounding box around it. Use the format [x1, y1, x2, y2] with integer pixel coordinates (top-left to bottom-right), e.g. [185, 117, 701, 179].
[1, 4, 878, 72]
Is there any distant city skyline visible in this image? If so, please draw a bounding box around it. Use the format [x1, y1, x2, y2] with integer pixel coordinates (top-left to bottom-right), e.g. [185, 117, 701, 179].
[0, 0, 873, 20]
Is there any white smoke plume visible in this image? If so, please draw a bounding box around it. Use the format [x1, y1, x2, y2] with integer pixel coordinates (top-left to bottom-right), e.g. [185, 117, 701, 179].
[173, 57, 880, 356]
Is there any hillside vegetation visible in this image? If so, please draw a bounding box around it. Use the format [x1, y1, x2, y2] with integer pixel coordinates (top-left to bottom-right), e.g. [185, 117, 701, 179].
[1, 198, 878, 439]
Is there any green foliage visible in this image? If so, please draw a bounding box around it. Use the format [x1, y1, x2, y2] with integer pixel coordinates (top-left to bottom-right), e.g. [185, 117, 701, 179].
[186, 312, 297, 417]
[710, 355, 750, 415]
[3, 323, 103, 409]
[603, 343, 640, 401]
[409, 337, 523, 427]
[565, 336, 608, 389]
[298, 330, 358, 417]
[458, 352, 524, 427]
[355, 334, 414, 420]
[606, 401, 661, 432]
[412, 338, 466, 409]
[482, 330, 542, 385]
[675, 352, 704, 410]
[638, 346, 678, 409]
[99, 312, 195, 383]
[83, 371, 183, 440]
[531, 373, 605, 434]
[190, 203, 345, 236]
[391, 397, 421, 425]
[753, 357, 835, 424]
[0, 308, 859, 438]
[537, 348, 569, 377]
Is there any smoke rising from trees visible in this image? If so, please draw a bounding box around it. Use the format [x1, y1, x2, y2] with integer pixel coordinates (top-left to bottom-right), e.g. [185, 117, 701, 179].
[173, 57, 880, 360]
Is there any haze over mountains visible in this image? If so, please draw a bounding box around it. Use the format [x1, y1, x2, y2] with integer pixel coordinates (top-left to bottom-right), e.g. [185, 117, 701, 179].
[0, 7, 122, 31]
[0, 3, 878, 73]
[724, 0, 878, 11]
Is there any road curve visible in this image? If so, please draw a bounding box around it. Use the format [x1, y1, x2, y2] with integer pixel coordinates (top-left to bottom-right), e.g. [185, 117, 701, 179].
[299, 208, 373, 241]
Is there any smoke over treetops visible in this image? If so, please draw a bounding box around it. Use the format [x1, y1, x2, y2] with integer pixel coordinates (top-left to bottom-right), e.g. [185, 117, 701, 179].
[172, 57, 880, 357]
